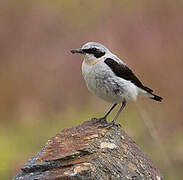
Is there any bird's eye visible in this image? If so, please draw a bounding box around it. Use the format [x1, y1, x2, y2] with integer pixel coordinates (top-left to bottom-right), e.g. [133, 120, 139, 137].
[83, 48, 97, 54]
[83, 47, 105, 58]
[91, 48, 97, 51]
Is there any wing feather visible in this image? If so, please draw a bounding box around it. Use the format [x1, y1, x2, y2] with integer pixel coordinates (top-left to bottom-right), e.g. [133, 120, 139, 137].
[104, 58, 153, 93]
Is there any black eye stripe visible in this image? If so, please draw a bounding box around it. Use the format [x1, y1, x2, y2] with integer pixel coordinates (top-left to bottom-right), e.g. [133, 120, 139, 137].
[83, 48, 97, 54]
[83, 48, 105, 58]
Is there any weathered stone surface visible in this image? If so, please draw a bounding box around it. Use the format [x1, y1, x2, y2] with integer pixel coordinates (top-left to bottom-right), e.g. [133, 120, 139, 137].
[13, 118, 163, 180]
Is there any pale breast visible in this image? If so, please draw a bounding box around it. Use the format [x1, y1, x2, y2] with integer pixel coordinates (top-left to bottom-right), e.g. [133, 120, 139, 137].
[82, 60, 128, 103]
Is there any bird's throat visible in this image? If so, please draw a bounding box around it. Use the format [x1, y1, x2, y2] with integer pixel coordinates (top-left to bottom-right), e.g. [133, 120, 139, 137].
[84, 57, 103, 66]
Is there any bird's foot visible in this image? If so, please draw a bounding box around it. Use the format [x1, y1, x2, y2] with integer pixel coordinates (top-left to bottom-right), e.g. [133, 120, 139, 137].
[96, 117, 108, 124]
[92, 117, 121, 129]
[96, 119, 121, 129]
[105, 121, 121, 129]
[93, 117, 109, 128]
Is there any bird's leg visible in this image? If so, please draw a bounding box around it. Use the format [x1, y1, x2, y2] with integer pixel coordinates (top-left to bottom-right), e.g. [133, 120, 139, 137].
[111, 100, 126, 124]
[97, 100, 126, 128]
[97, 103, 117, 123]
[103, 103, 117, 119]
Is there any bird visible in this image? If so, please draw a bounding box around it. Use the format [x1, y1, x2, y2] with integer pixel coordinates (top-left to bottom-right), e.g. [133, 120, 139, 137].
[71, 42, 162, 125]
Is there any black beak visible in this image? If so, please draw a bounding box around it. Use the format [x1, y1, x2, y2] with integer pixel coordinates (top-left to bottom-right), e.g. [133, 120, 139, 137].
[70, 49, 84, 54]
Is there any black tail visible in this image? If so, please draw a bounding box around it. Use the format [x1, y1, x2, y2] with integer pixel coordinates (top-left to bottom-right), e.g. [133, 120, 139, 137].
[150, 93, 163, 102]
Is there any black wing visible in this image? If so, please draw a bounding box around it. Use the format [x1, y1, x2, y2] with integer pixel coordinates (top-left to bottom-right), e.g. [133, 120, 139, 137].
[104, 58, 153, 93]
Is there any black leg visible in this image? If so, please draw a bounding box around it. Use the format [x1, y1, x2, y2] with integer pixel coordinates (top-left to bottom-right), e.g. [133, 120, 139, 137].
[103, 103, 117, 119]
[111, 100, 126, 124]
[97, 103, 117, 123]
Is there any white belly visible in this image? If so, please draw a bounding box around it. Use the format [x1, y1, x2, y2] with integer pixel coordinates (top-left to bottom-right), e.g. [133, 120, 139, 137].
[82, 61, 138, 104]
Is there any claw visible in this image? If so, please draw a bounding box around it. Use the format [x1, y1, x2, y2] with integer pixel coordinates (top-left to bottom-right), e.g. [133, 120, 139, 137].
[97, 117, 108, 124]
[105, 122, 120, 129]
[97, 121, 121, 129]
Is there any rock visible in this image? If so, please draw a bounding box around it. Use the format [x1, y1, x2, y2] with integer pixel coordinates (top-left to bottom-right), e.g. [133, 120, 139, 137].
[13, 118, 163, 180]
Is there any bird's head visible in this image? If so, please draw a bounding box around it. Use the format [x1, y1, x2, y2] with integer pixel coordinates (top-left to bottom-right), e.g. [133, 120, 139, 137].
[71, 42, 109, 63]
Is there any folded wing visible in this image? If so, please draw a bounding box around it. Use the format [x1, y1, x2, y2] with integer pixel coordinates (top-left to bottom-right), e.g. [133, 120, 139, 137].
[104, 58, 153, 93]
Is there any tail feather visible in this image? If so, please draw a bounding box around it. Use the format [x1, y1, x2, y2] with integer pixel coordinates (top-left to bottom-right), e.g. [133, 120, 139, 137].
[138, 86, 163, 102]
[150, 93, 163, 102]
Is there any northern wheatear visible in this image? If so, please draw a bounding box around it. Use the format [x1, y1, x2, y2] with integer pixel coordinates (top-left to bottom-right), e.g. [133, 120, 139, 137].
[71, 42, 162, 124]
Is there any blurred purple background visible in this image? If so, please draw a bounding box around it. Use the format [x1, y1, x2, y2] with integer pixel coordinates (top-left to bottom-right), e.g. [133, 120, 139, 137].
[0, 1, 183, 179]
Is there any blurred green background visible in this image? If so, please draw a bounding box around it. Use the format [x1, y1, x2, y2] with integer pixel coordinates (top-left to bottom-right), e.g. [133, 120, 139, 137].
[0, 0, 183, 179]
